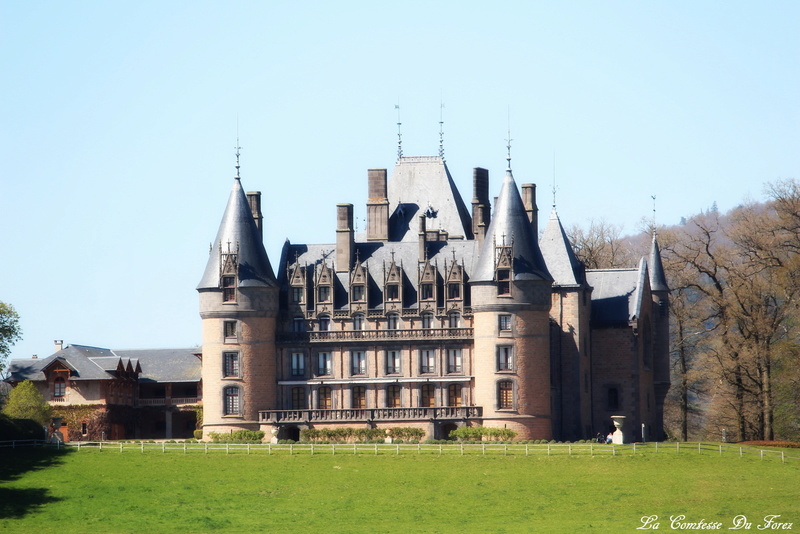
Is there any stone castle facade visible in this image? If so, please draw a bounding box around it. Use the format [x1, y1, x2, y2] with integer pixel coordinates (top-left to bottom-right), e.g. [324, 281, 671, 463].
[199, 152, 670, 442]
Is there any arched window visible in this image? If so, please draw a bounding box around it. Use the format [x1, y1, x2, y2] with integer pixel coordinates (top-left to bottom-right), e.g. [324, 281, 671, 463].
[54, 377, 66, 397]
[447, 384, 462, 407]
[224, 386, 240, 415]
[420, 384, 436, 408]
[386, 385, 402, 408]
[498, 380, 513, 409]
[352, 386, 367, 409]
[318, 386, 332, 410]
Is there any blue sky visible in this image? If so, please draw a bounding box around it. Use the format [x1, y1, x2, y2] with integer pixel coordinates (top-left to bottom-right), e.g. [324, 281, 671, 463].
[1, 1, 798, 362]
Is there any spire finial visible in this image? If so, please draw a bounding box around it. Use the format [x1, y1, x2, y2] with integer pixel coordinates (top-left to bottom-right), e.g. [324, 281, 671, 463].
[395, 101, 403, 160]
[651, 195, 657, 237]
[234, 139, 242, 180]
[505, 107, 513, 171]
[552, 151, 557, 209]
[439, 99, 445, 161]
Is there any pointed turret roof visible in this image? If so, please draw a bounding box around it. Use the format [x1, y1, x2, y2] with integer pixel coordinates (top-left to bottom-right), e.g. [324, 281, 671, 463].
[197, 177, 277, 290]
[473, 168, 551, 282]
[540, 209, 583, 286]
[648, 233, 669, 292]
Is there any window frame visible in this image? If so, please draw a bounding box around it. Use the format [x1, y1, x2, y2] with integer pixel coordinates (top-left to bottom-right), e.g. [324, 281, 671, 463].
[222, 275, 237, 302]
[420, 383, 436, 408]
[498, 380, 514, 410]
[224, 386, 241, 415]
[352, 385, 367, 409]
[419, 349, 435, 374]
[497, 346, 513, 371]
[317, 352, 332, 376]
[291, 352, 305, 377]
[447, 383, 462, 407]
[351, 350, 366, 375]
[447, 348, 463, 374]
[223, 351, 240, 378]
[291, 386, 306, 409]
[386, 385, 402, 408]
[317, 285, 331, 303]
[317, 386, 332, 410]
[54, 377, 66, 397]
[498, 314, 511, 332]
[385, 350, 401, 374]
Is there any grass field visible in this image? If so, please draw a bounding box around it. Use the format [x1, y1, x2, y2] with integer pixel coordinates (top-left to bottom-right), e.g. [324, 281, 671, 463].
[1, 445, 798, 533]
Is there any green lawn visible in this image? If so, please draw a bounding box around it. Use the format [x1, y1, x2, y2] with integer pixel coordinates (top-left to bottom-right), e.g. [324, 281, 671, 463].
[1, 446, 798, 533]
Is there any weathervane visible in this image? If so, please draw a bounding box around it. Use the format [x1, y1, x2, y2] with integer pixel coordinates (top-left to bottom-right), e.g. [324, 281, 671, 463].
[234, 139, 241, 180]
[652, 195, 657, 236]
[552, 151, 558, 209]
[439, 100, 445, 161]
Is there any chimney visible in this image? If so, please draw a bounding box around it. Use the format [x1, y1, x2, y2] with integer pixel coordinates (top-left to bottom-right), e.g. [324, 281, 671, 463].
[54, 340, 63, 352]
[336, 204, 354, 272]
[471, 167, 490, 245]
[246, 191, 263, 241]
[521, 184, 538, 238]
[366, 168, 389, 241]
[418, 215, 427, 261]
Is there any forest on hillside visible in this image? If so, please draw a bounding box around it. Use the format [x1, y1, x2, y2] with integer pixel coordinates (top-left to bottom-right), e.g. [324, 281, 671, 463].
[568, 179, 800, 443]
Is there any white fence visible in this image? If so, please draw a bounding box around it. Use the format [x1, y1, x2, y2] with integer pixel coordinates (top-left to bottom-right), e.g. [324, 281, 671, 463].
[1, 440, 798, 463]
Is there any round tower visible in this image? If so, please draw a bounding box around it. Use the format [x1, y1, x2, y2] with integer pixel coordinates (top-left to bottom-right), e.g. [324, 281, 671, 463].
[648, 233, 670, 440]
[471, 166, 554, 440]
[197, 169, 279, 439]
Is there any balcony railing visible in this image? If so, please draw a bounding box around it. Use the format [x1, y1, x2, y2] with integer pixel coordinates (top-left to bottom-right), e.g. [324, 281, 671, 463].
[259, 406, 482, 424]
[138, 397, 200, 407]
[278, 327, 473, 344]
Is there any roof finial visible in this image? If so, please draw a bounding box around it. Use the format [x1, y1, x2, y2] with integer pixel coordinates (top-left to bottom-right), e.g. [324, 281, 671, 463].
[439, 99, 445, 161]
[505, 107, 513, 171]
[234, 139, 242, 180]
[395, 101, 403, 160]
[552, 151, 557, 209]
[651, 195, 657, 237]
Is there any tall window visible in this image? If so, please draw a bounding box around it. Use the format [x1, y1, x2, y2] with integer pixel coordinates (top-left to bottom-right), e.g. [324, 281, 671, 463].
[291, 286, 304, 303]
[421, 384, 435, 407]
[498, 314, 511, 332]
[421, 312, 433, 330]
[352, 386, 366, 409]
[353, 314, 364, 331]
[386, 350, 401, 374]
[352, 285, 365, 301]
[448, 283, 461, 299]
[223, 352, 240, 377]
[498, 380, 513, 409]
[318, 316, 330, 331]
[420, 283, 433, 300]
[386, 385, 402, 407]
[497, 269, 510, 295]
[351, 351, 366, 375]
[224, 386, 240, 415]
[318, 285, 331, 302]
[224, 320, 237, 342]
[291, 387, 306, 409]
[419, 349, 435, 374]
[607, 387, 619, 411]
[222, 276, 236, 302]
[54, 377, 66, 397]
[386, 284, 399, 301]
[448, 312, 460, 328]
[292, 317, 305, 332]
[447, 349, 463, 373]
[291, 352, 305, 377]
[447, 384, 462, 407]
[497, 346, 513, 371]
[317, 352, 332, 376]
[318, 386, 332, 409]
[387, 313, 399, 330]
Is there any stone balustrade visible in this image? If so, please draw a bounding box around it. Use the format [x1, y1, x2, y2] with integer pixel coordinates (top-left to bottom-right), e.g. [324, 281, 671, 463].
[259, 406, 482, 424]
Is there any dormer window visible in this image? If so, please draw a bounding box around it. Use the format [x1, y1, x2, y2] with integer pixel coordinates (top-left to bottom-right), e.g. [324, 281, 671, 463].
[291, 286, 304, 304]
[54, 377, 66, 397]
[497, 269, 511, 295]
[222, 276, 236, 302]
[318, 286, 331, 302]
[386, 284, 399, 301]
[447, 283, 460, 299]
[420, 283, 434, 300]
[352, 285, 365, 302]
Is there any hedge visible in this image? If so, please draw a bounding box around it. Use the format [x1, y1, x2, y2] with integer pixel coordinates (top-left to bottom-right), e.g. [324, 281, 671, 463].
[300, 427, 426, 443]
[448, 426, 517, 441]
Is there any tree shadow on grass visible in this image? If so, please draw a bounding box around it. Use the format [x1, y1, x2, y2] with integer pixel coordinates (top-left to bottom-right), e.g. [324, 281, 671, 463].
[0, 447, 70, 519]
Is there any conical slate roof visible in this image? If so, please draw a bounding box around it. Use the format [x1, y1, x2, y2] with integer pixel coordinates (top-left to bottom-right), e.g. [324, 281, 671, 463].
[473, 168, 551, 282]
[197, 177, 277, 290]
[648, 234, 669, 292]
[540, 209, 584, 286]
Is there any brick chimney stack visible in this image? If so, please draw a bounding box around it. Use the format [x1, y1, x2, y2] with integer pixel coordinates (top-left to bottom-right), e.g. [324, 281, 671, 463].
[366, 169, 389, 241]
[472, 167, 490, 245]
[521, 184, 538, 238]
[336, 204, 355, 272]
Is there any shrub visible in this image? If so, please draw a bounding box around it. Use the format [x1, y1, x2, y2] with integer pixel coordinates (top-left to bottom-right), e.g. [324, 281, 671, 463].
[193, 430, 203, 440]
[299, 427, 426, 443]
[208, 430, 265, 443]
[448, 426, 517, 442]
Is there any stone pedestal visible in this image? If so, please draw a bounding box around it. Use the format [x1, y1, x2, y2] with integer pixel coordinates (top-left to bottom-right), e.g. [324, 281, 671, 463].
[611, 415, 626, 444]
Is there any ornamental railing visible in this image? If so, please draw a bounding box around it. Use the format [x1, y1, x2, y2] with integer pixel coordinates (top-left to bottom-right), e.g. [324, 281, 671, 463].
[259, 406, 482, 424]
[277, 327, 473, 344]
[138, 397, 200, 407]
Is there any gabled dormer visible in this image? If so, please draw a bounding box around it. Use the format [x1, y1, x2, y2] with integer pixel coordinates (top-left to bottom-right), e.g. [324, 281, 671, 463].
[350, 261, 368, 313]
[220, 242, 239, 302]
[418, 259, 437, 312]
[384, 256, 403, 312]
[445, 258, 465, 312]
[314, 261, 334, 316]
[495, 237, 514, 296]
[288, 259, 307, 309]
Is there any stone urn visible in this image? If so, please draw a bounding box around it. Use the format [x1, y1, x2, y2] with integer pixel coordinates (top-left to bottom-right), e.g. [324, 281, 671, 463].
[50, 416, 65, 443]
[270, 427, 279, 444]
[611, 415, 626, 444]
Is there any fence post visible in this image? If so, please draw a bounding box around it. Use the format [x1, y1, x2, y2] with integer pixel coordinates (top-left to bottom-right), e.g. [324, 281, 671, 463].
[120, 442, 123, 453]
[590, 443, 592, 456]
[677, 442, 680, 453]
[698, 442, 701, 454]
[612, 445, 616, 456]
[247, 443, 250, 455]
[311, 443, 314, 456]
[374, 444, 377, 456]
[782, 451, 785, 464]
[569, 444, 572, 455]
[396, 444, 400, 455]
[141, 442, 144, 453]
[332, 444, 335, 456]
[162, 442, 165, 453]
[461, 442, 464, 456]
[205, 442, 208, 454]
[184, 442, 187, 454]
[268, 443, 272, 455]
[547, 444, 551, 456]
[761, 450, 764, 461]
[655, 441, 658, 453]
[739, 447, 742, 457]
[226, 443, 229, 455]
[290, 443, 293, 456]
[719, 444, 722, 456]
[633, 443, 636, 455]
[526, 444, 529, 457]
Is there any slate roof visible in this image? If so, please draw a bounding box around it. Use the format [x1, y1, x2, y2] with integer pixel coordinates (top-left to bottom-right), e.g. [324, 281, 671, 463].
[5, 345, 200, 384]
[386, 156, 473, 242]
[197, 177, 277, 290]
[473, 168, 551, 283]
[586, 259, 649, 325]
[539, 208, 584, 286]
[648, 234, 669, 292]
